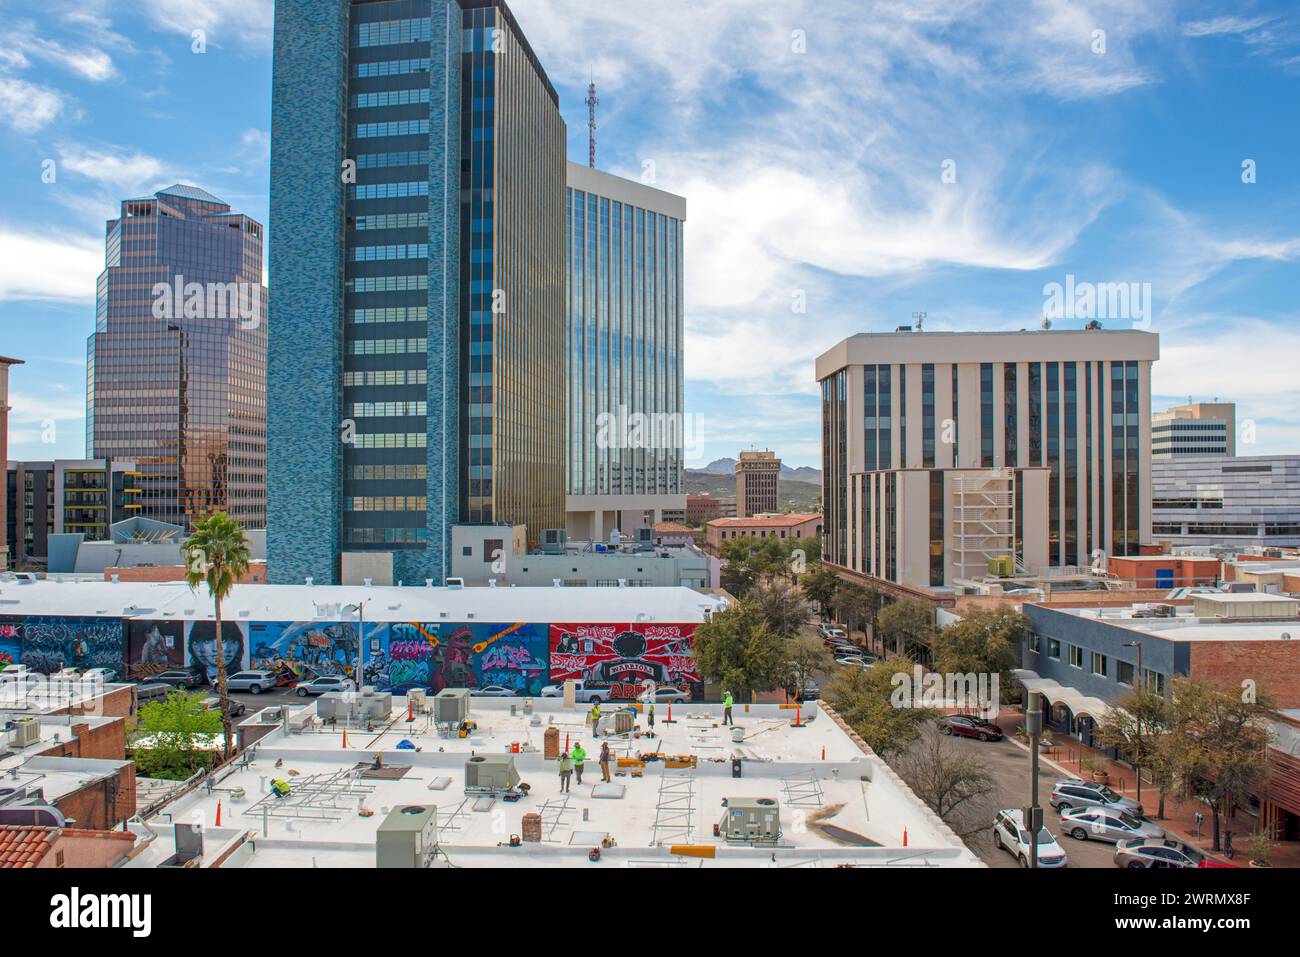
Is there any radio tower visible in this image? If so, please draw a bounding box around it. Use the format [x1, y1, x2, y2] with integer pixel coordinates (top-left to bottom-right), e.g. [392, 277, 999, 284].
[585, 73, 598, 168]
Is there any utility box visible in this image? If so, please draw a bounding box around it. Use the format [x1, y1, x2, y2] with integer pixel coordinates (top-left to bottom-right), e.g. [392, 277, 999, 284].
[465, 754, 520, 792]
[434, 688, 470, 724]
[718, 798, 781, 844]
[376, 804, 439, 868]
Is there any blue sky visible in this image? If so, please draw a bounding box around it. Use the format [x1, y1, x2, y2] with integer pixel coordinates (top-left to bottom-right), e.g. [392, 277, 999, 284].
[2, 1, 1299, 470]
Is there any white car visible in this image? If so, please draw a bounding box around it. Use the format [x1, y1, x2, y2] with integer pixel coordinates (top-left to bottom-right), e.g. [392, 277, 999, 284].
[992, 809, 1067, 868]
[79, 667, 117, 683]
[470, 685, 516, 697]
[296, 675, 356, 697]
[1060, 807, 1165, 844]
[835, 655, 871, 668]
[638, 686, 689, 704]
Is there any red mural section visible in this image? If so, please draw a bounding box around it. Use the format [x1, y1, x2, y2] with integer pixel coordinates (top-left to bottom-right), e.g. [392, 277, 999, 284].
[548, 623, 700, 701]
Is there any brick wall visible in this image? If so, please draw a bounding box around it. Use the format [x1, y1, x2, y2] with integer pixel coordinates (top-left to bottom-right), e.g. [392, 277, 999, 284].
[104, 562, 268, 583]
[36, 718, 127, 762]
[53, 764, 136, 831]
[1188, 640, 1300, 709]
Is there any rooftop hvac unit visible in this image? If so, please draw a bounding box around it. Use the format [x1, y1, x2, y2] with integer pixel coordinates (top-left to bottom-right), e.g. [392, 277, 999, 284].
[375, 804, 439, 868]
[464, 754, 520, 793]
[1151, 603, 1176, 617]
[718, 797, 782, 844]
[540, 528, 568, 554]
[408, 688, 428, 713]
[10, 717, 40, 748]
[434, 688, 470, 724]
[358, 688, 392, 719]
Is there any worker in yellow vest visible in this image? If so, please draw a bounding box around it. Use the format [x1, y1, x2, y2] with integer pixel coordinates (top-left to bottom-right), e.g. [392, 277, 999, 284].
[723, 690, 734, 726]
[589, 701, 602, 736]
[571, 742, 587, 784]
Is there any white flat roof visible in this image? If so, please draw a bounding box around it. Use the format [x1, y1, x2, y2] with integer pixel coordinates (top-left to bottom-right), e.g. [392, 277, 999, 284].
[1062, 607, 1300, 641]
[0, 580, 727, 624]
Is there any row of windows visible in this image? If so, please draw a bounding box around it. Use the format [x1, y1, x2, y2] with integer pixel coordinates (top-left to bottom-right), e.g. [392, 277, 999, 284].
[351, 88, 431, 108]
[346, 338, 427, 355]
[344, 496, 427, 511]
[1153, 497, 1224, 509]
[348, 306, 428, 324]
[353, 58, 430, 78]
[344, 369, 427, 387]
[350, 182, 429, 200]
[352, 213, 429, 232]
[1035, 636, 1164, 692]
[357, 150, 431, 169]
[351, 401, 427, 417]
[344, 527, 428, 544]
[346, 464, 427, 481]
[351, 432, 428, 448]
[351, 244, 429, 261]
[354, 18, 432, 48]
[347, 274, 427, 292]
[354, 119, 430, 139]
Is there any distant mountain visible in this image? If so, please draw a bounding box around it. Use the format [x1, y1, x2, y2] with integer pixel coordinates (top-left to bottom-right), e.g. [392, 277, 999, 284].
[699, 457, 737, 474]
[684, 469, 822, 512]
[694, 457, 821, 484]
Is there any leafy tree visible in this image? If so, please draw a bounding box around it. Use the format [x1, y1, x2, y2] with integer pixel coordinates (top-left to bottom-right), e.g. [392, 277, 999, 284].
[183, 511, 251, 758]
[717, 535, 809, 598]
[785, 633, 833, 699]
[876, 597, 937, 658]
[931, 605, 1026, 699]
[1163, 677, 1273, 851]
[693, 601, 789, 702]
[824, 654, 935, 756]
[749, 575, 812, 639]
[132, 690, 223, 780]
[1094, 684, 1174, 814]
[799, 565, 839, 617]
[834, 581, 880, 642]
[894, 724, 997, 838]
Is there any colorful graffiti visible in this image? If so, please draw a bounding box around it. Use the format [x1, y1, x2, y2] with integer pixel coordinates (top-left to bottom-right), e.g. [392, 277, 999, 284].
[0, 617, 21, 671]
[185, 621, 247, 686]
[365, 622, 548, 695]
[548, 623, 700, 700]
[126, 620, 185, 680]
[13, 616, 126, 679]
[247, 621, 359, 680]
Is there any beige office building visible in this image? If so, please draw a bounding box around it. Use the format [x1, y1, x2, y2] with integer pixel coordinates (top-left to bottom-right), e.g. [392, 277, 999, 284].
[816, 329, 1159, 593]
[735, 450, 780, 517]
[1152, 401, 1236, 459]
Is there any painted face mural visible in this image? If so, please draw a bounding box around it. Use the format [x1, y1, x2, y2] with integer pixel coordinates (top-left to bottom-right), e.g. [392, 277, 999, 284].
[548, 623, 701, 701]
[9, 616, 125, 679]
[186, 621, 247, 686]
[126, 621, 185, 680]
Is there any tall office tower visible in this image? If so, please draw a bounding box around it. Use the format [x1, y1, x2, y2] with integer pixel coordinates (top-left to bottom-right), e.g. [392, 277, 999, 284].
[816, 329, 1158, 593]
[1151, 401, 1236, 459]
[0, 355, 22, 571]
[269, 0, 566, 586]
[85, 186, 266, 532]
[564, 162, 686, 541]
[735, 450, 780, 518]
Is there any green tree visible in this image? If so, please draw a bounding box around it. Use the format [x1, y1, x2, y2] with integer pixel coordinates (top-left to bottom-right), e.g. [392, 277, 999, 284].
[183, 511, 251, 758]
[834, 581, 880, 643]
[718, 535, 805, 598]
[1163, 677, 1273, 851]
[1094, 684, 1174, 814]
[799, 565, 839, 618]
[931, 605, 1026, 699]
[750, 574, 812, 639]
[876, 597, 937, 659]
[785, 633, 833, 699]
[693, 601, 789, 702]
[824, 654, 935, 756]
[132, 690, 223, 780]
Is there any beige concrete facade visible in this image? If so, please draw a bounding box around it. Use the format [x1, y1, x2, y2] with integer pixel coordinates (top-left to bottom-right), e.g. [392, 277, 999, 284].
[735, 449, 780, 517]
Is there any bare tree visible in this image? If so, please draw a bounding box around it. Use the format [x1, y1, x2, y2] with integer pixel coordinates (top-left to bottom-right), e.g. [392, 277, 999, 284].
[893, 724, 997, 840]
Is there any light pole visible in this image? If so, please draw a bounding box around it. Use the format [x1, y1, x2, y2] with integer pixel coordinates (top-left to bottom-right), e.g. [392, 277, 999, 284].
[1123, 639, 1143, 802]
[343, 600, 369, 692]
[1025, 690, 1044, 869]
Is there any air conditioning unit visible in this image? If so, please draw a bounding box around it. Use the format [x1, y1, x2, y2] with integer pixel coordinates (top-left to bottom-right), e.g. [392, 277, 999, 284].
[10, 717, 40, 748]
[434, 688, 470, 724]
[540, 528, 568, 554]
[375, 804, 439, 868]
[718, 797, 782, 844]
[408, 688, 428, 713]
[464, 754, 520, 792]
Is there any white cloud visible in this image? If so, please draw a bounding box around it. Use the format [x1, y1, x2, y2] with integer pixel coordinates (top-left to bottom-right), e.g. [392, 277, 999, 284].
[1182, 16, 1274, 38]
[140, 0, 274, 49]
[0, 227, 102, 302]
[58, 144, 167, 191]
[0, 75, 65, 133]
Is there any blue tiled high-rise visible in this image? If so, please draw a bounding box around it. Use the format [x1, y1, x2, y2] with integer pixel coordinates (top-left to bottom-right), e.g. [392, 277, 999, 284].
[269, 0, 566, 585]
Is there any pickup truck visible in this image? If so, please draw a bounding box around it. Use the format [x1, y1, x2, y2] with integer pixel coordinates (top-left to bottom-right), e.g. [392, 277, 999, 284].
[539, 680, 620, 704]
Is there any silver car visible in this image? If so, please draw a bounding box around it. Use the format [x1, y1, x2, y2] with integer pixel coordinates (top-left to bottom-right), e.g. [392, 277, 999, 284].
[1060, 806, 1165, 844]
[226, 670, 279, 694]
[1050, 779, 1144, 817]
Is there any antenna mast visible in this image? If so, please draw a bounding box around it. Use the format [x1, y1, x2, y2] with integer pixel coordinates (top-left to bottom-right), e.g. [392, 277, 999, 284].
[585, 73, 598, 168]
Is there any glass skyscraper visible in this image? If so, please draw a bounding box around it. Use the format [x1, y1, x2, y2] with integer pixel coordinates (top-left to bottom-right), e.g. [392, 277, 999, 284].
[564, 163, 686, 540]
[85, 185, 267, 531]
[269, 0, 565, 585]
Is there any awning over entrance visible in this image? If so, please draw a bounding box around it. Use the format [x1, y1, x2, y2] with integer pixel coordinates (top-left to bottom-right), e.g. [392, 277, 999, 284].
[1014, 669, 1113, 722]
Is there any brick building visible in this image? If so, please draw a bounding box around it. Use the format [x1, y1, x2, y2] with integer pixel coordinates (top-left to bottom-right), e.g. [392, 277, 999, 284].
[705, 513, 822, 554]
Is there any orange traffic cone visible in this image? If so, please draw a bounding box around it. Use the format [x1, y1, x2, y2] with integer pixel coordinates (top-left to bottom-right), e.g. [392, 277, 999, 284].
[215, 801, 222, 826]
[903, 828, 908, 847]
[342, 727, 349, 749]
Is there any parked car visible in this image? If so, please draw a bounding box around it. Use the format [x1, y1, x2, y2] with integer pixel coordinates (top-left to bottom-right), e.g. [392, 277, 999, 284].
[818, 623, 848, 641]
[295, 675, 356, 697]
[638, 686, 690, 704]
[226, 670, 281, 695]
[470, 685, 516, 697]
[992, 808, 1067, 868]
[135, 683, 172, 706]
[1060, 806, 1165, 844]
[835, 655, 872, 668]
[1114, 837, 1201, 869]
[940, 714, 1004, 741]
[539, 680, 610, 703]
[151, 669, 206, 689]
[202, 695, 247, 718]
[79, 667, 117, 683]
[1050, 779, 1145, 818]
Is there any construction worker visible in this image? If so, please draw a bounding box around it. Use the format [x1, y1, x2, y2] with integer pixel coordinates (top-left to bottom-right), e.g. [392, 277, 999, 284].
[723, 690, 734, 726]
[599, 741, 612, 783]
[647, 701, 656, 729]
[572, 741, 587, 784]
[589, 701, 602, 736]
[558, 750, 573, 793]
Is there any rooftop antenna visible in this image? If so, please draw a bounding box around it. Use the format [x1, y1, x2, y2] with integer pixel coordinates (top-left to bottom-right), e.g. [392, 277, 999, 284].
[585, 71, 598, 169]
[911, 311, 926, 331]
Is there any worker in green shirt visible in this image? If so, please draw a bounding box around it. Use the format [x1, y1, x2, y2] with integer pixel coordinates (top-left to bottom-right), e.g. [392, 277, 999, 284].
[589, 701, 602, 736]
[557, 750, 573, 792]
[571, 741, 587, 784]
[723, 690, 734, 726]
[647, 701, 656, 729]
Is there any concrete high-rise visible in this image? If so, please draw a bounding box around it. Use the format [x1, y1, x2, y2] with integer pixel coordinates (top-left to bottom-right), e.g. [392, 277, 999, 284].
[268, 0, 566, 585]
[564, 162, 686, 541]
[1151, 401, 1236, 459]
[816, 328, 1159, 594]
[735, 450, 780, 518]
[85, 186, 266, 532]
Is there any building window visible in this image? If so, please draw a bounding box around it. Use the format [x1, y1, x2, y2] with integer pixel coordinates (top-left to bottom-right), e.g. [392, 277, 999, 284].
[1048, 637, 1060, 660]
[1116, 660, 1135, 686]
[1143, 669, 1166, 696]
[1090, 652, 1107, 676]
[1029, 634, 1042, 654]
[1068, 645, 1083, 668]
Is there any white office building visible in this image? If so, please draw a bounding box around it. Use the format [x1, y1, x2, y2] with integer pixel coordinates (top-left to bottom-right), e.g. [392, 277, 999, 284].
[1152, 454, 1300, 547]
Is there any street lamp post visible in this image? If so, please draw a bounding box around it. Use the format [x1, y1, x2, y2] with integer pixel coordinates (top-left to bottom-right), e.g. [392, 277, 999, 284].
[1025, 690, 1044, 869]
[344, 599, 369, 693]
[1123, 640, 1143, 802]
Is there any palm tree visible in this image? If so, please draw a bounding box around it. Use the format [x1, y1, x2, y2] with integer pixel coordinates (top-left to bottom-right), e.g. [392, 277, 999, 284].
[183, 512, 250, 758]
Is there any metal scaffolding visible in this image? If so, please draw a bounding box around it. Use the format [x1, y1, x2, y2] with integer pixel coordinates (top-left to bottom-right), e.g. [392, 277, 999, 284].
[650, 770, 697, 846]
[242, 767, 375, 823]
[781, 768, 825, 808]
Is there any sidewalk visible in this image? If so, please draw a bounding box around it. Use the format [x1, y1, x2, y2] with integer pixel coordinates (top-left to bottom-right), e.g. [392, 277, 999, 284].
[991, 707, 1299, 868]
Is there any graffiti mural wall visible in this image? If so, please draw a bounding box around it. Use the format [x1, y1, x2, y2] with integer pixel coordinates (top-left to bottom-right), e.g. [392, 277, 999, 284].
[185, 621, 248, 686]
[0, 617, 21, 671]
[10, 616, 126, 679]
[364, 622, 549, 695]
[247, 621, 359, 681]
[126, 620, 186, 681]
[548, 623, 700, 700]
